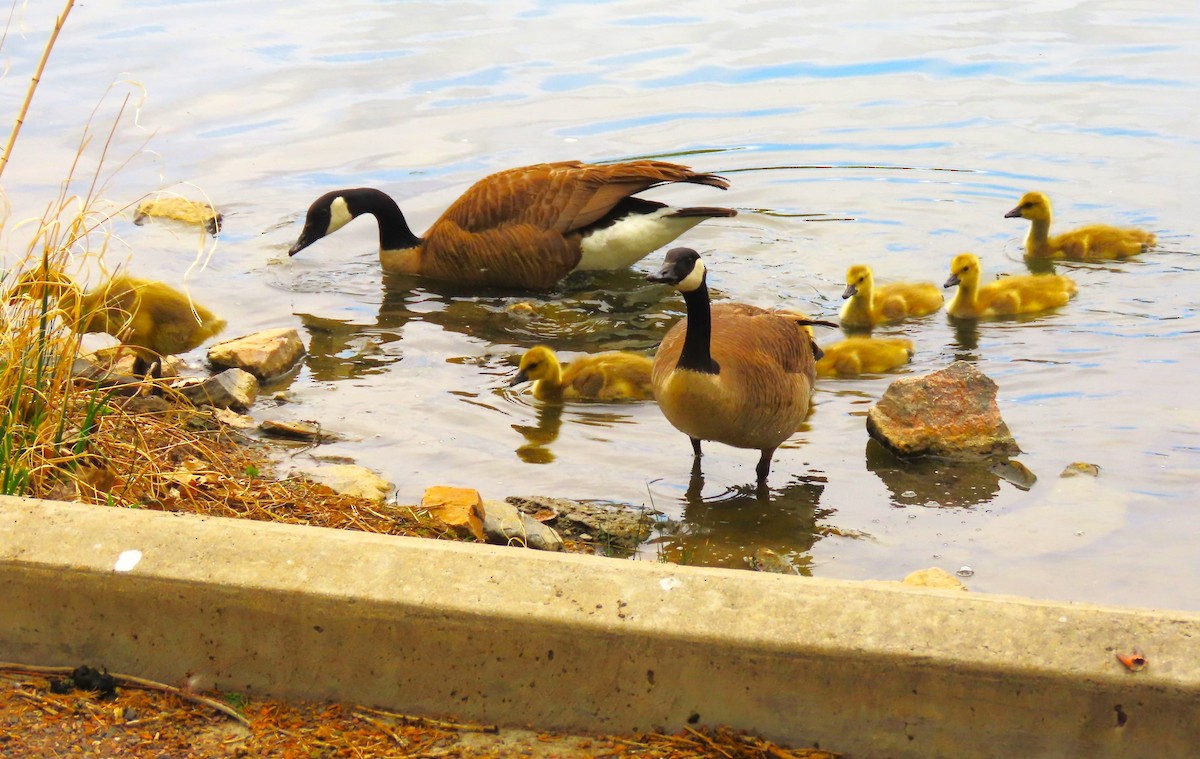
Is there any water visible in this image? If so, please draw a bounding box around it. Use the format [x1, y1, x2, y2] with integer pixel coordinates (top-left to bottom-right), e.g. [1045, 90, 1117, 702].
[2, 0, 1198, 610]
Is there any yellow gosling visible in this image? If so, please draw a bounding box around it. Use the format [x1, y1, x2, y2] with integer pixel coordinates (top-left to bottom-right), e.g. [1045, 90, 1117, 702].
[943, 253, 1077, 319]
[510, 345, 653, 402]
[816, 336, 914, 377]
[839, 264, 943, 328]
[1005, 191, 1156, 259]
[12, 268, 226, 375]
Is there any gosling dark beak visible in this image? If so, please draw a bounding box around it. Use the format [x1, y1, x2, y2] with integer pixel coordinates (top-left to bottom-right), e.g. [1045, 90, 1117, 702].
[509, 369, 529, 387]
[841, 284, 857, 299]
[1003, 206, 1022, 219]
[944, 273, 961, 288]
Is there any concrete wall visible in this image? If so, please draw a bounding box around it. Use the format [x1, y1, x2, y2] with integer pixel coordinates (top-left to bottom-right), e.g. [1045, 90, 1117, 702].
[2, 495, 1198, 758]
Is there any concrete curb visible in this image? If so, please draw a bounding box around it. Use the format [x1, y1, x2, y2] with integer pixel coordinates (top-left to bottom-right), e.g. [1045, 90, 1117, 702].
[2, 495, 1198, 758]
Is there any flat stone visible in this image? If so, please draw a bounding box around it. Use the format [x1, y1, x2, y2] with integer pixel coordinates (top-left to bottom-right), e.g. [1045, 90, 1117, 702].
[208, 328, 306, 381]
[258, 419, 338, 443]
[482, 500, 565, 551]
[507, 496, 657, 556]
[902, 567, 968, 591]
[1062, 462, 1101, 478]
[295, 464, 393, 503]
[866, 360, 1019, 459]
[422, 486, 485, 541]
[173, 368, 259, 410]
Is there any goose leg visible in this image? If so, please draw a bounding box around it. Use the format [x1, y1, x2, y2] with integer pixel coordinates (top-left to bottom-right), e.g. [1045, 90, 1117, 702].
[690, 437, 702, 457]
[756, 448, 776, 484]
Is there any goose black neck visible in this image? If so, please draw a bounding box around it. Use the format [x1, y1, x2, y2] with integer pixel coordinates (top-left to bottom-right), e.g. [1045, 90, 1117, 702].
[354, 189, 422, 251]
[676, 280, 720, 375]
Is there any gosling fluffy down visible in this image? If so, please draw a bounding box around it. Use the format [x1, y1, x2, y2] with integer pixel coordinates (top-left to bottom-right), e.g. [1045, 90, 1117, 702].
[289, 160, 736, 290]
[839, 264, 943, 328]
[11, 268, 226, 374]
[944, 253, 1077, 319]
[1005, 191, 1156, 259]
[510, 345, 653, 402]
[816, 337, 914, 377]
[647, 247, 823, 484]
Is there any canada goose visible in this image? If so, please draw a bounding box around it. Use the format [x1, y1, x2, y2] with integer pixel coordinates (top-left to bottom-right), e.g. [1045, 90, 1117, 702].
[647, 247, 825, 484]
[509, 345, 653, 402]
[12, 268, 226, 375]
[289, 160, 736, 290]
[839, 264, 943, 328]
[816, 336, 914, 377]
[1005, 191, 1156, 259]
[943, 253, 1077, 319]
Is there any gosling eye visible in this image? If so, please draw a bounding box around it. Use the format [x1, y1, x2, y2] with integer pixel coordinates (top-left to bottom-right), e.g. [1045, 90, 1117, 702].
[527, 362, 540, 370]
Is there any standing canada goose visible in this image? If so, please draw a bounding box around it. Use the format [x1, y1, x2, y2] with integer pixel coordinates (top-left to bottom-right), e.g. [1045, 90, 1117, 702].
[943, 253, 1077, 319]
[815, 336, 914, 377]
[647, 247, 824, 484]
[1005, 191, 1156, 259]
[839, 264, 943, 328]
[289, 160, 737, 290]
[12, 268, 226, 375]
[510, 345, 653, 402]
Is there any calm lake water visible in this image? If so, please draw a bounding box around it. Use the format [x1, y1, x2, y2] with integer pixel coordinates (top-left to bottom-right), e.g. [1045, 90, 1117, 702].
[3, 1, 1198, 610]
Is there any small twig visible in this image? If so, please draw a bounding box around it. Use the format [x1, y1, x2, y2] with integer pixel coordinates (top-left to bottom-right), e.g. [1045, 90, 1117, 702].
[352, 711, 408, 747]
[356, 704, 499, 734]
[0, 663, 250, 727]
[12, 688, 64, 714]
[684, 725, 736, 759]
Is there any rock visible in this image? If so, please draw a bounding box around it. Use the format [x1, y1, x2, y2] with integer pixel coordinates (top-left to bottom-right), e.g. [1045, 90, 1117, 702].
[482, 500, 564, 551]
[258, 419, 339, 443]
[506, 496, 657, 555]
[989, 458, 1037, 490]
[422, 486, 485, 541]
[902, 567, 968, 591]
[173, 368, 259, 410]
[208, 328, 306, 381]
[1061, 462, 1100, 478]
[866, 360, 1019, 459]
[748, 547, 800, 575]
[295, 463, 393, 503]
[133, 197, 222, 236]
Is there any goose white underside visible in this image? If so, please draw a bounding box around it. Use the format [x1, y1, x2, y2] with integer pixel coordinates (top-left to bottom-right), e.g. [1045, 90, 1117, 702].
[574, 208, 709, 272]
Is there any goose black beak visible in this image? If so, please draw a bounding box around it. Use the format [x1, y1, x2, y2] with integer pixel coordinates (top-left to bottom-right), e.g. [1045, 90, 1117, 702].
[288, 233, 316, 257]
[1003, 206, 1022, 219]
[841, 283, 857, 299]
[646, 268, 679, 286]
[944, 273, 961, 288]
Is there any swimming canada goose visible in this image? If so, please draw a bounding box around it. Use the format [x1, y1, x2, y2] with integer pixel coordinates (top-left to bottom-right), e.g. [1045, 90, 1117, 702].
[647, 247, 826, 484]
[943, 253, 1077, 319]
[816, 336, 914, 377]
[289, 160, 736, 290]
[510, 345, 653, 402]
[12, 268, 226, 375]
[1005, 191, 1156, 259]
[839, 264, 943, 328]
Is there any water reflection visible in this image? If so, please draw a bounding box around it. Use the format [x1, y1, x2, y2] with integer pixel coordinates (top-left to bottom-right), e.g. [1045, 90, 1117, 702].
[511, 400, 562, 464]
[651, 468, 829, 571]
[864, 439, 1001, 508]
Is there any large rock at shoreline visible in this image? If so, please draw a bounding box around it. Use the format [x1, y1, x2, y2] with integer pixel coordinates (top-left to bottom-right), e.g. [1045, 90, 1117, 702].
[482, 500, 565, 551]
[208, 328, 306, 381]
[866, 361, 1019, 459]
[295, 463, 393, 503]
[422, 486, 486, 541]
[174, 368, 259, 410]
[506, 495, 657, 555]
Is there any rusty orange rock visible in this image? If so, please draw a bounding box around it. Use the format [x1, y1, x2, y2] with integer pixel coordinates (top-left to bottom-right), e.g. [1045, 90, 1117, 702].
[421, 486, 485, 541]
[866, 361, 1019, 459]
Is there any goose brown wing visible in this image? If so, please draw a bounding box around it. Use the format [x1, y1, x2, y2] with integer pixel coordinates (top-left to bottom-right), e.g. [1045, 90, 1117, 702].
[432, 160, 730, 236]
[709, 304, 817, 377]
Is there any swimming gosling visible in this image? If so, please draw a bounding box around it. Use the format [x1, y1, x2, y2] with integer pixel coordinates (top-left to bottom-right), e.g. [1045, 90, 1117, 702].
[1005, 191, 1156, 259]
[944, 253, 1077, 319]
[839, 264, 943, 328]
[510, 345, 653, 402]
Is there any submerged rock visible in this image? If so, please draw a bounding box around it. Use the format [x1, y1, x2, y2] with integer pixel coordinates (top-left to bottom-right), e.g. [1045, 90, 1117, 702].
[482, 500, 565, 551]
[902, 567, 968, 591]
[507, 495, 657, 555]
[989, 458, 1038, 490]
[294, 463, 393, 503]
[208, 328, 306, 381]
[866, 360, 1019, 459]
[258, 419, 340, 443]
[747, 547, 800, 575]
[173, 368, 259, 410]
[422, 485, 486, 541]
[1061, 461, 1101, 478]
